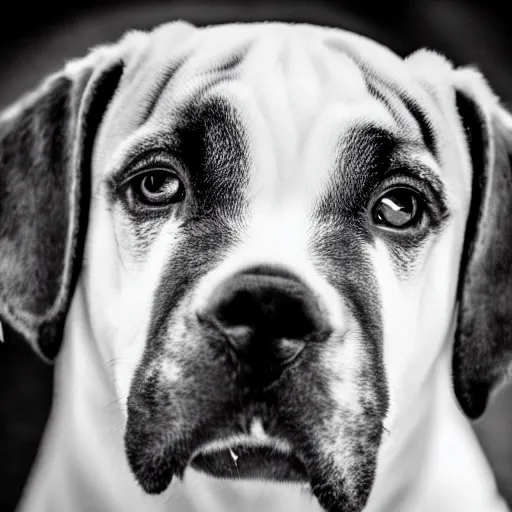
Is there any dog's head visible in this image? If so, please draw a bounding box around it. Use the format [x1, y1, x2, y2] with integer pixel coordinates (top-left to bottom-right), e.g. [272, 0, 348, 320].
[1, 22, 511, 512]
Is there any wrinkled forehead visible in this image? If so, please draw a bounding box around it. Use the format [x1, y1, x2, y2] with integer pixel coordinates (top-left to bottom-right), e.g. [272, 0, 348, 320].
[93, 23, 461, 186]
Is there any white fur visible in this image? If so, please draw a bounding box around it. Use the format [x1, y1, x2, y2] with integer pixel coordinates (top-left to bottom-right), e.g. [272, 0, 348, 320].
[17, 22, 510, 512]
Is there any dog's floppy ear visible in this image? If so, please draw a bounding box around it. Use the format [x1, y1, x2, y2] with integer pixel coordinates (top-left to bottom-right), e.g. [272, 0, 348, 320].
[452, 68, 512, 418]
[0, 45, 128, 362]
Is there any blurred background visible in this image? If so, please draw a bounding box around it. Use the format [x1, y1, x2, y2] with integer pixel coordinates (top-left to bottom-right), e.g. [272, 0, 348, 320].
[0, 1, 511, 510]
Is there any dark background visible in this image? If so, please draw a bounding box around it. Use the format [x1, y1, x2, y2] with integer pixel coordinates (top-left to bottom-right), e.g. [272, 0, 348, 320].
[0, 1, 511, 511]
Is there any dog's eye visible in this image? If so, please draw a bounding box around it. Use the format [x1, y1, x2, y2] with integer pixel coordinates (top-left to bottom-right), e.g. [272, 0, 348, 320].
[132, 170, 185, 206]
[372, 188, 422, 229]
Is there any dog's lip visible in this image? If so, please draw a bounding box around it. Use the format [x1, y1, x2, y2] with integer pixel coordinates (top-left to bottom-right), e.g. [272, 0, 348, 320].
[188, 437, 309, 483]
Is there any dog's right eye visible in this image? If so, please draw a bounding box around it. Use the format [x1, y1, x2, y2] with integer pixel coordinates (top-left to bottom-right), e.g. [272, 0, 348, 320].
[372, 187, 422, 230]
[129, 169, 185, 207]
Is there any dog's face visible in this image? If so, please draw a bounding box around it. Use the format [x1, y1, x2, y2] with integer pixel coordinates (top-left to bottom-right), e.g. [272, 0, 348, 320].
[82, 23, 471, 510]
[1, 21, 511, 512]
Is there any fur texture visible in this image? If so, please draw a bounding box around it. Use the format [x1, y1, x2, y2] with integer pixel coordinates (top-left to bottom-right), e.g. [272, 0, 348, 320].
[0, 22, 510, 512]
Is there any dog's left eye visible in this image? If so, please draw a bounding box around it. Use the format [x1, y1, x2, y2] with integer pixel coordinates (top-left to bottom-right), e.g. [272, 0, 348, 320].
[372, 188, 423, 229]
[130, 170, 185, 207]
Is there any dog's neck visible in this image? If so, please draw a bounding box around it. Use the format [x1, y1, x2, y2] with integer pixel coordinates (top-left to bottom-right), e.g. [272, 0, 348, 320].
[19, 285, 508, 512]
[368, 348, 507, 512]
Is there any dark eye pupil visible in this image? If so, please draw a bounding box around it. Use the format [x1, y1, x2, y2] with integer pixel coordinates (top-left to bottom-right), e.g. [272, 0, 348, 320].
[144, 174, 166, 193]
[374, 189, 419, 228]
[138, 171, 184, 205]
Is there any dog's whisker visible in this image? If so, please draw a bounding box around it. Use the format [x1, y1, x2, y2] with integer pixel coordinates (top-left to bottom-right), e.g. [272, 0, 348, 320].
[105, 394, 129, 410]
[104, 357, 137, 367]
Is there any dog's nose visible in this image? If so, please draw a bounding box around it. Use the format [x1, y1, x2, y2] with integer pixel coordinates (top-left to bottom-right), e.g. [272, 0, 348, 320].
[198, 266, 331, 378]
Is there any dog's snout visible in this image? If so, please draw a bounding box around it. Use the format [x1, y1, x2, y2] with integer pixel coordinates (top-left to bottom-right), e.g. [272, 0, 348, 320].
[198, 266, 331, 377]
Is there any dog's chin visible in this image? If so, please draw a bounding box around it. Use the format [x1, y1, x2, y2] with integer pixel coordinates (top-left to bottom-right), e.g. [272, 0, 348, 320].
[127, 432, 371, 512]
[190, 443, 308, 482]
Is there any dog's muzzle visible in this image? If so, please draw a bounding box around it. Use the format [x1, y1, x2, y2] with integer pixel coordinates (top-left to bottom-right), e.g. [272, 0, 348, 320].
[196, 266, 333, 386]
[189, 266, 332, 481]
[125, 264, 383, 512]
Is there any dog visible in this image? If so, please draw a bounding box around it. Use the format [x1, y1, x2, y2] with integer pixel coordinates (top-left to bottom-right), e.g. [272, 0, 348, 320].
[1, 20, 511, 512]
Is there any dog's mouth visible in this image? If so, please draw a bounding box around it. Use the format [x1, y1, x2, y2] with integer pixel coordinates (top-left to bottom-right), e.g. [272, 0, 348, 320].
[125, 322, 387, 512]
[190, 441, 308, 482]
[124, 408, 381, 512]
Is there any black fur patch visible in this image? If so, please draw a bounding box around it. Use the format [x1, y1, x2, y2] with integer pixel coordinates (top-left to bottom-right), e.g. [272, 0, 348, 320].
[171, 97, 250, 219]
[314, 125, 398, 227]
[454, 91, 512, 418]
[125, 93, 251, 484]
[0, 60, 124, 360]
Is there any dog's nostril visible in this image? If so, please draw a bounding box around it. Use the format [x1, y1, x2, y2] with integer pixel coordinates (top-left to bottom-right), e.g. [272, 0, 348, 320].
[198, 268, 331, 374]
[216, 279, 320, 340]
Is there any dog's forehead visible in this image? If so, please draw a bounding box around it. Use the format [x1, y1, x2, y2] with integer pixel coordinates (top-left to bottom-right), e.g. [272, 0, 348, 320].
[93, 22, 465, 194]
[160, 24, 388, 105]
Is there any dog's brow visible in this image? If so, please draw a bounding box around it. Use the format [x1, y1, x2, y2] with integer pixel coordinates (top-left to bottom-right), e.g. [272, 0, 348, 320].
[339, 125, 444, 188]
[104, 135, 176, 191]
[313, 125, 449, 222]
[391, 150, 448, 201]
[364, 78, 438, 160]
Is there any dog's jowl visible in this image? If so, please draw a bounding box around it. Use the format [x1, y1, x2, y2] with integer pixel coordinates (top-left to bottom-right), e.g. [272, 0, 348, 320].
[1, 22, 511, 512]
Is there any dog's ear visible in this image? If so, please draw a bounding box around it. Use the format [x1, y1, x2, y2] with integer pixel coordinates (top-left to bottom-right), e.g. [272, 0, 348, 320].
[0, 45, 129, 362]
[452, 68, 512, 418]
